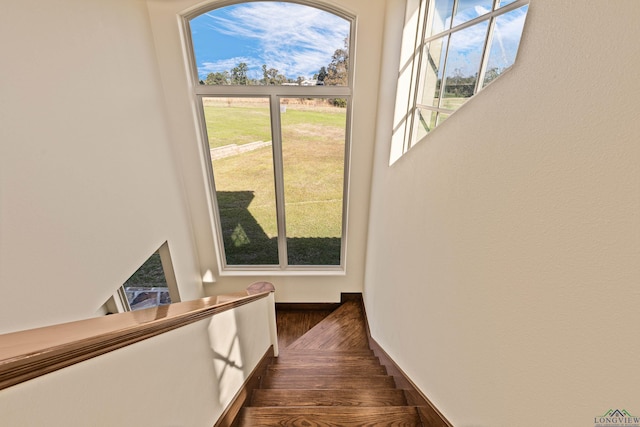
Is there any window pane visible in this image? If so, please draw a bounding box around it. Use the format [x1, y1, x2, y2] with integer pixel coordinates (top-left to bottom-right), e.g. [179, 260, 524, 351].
[419, 36, 449, 108]
[203, 97, 279, 265]
[416, 108, 438, 139]
[281, 98, 346, 265]
[441, 21, 489, 110]
[437, 112, 450, 125]
[452, 0, 493, 27]
[497, 0, 518, 8]
[482, 5, 529, 87]
[190, 2, 350, 86]
[427, 0, 455, 36]
[123, 251, 170, 311]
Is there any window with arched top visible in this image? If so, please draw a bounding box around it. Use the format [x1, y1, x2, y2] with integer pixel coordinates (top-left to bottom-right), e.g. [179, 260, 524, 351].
[184, 1, 354, 271]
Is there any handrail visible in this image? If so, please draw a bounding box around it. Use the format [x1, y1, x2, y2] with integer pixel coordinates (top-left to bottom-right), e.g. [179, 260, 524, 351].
[0, 281, 275, 391]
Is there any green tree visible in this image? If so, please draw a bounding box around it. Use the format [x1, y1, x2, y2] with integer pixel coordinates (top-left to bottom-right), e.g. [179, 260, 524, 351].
[261, 65, 285, 85]
[483, 67, 501, 85]
[324, 37, 349, 86]
[205, 71, 229, 85]
[231, 62, 248, 85]
[317, 66, 328, 83]
[443, 68, 475, 98]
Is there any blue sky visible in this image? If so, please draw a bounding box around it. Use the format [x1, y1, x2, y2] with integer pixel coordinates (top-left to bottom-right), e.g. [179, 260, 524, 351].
[441, 5, 528, 77]
[190, 2, 350, 81]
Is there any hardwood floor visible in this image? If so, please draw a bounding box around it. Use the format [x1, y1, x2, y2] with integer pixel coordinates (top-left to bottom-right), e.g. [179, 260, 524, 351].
[235, 300, 429, 426]
[239, 407, 422, 426]
[250, 389, 408, 407]
[286, 301, 370, 350]
[275, 304, 337, 349]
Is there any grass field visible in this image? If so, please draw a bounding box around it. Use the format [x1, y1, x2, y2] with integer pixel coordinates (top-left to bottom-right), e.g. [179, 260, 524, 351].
[204, 97, 346, 265]
[124, 252, 167, 287]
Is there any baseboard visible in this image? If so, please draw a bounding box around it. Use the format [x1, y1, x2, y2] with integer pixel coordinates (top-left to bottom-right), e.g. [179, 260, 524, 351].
[213, 345, 274, 427]
[353, 293, 454, 427]
[369, 337, 453, 427]
[340, 292, 364, 303]
[275, 302, 341, 311]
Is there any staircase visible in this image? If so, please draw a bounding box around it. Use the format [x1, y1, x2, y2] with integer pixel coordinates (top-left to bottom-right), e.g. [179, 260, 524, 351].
[235, 300, 429, 426]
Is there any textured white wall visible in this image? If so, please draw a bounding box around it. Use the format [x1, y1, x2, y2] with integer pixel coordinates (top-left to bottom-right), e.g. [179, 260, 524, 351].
[145, 0, 386, 302]
[0, 296, 274, 427]
[365, 1, 640, 426]
[0, 0, 203, 334]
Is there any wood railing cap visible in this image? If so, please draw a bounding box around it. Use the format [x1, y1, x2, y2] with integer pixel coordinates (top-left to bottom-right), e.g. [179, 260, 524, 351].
[0, 282, 275, 391]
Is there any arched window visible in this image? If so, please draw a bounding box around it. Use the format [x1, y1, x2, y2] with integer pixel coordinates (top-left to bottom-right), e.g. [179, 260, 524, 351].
[184, 2, 354, 271]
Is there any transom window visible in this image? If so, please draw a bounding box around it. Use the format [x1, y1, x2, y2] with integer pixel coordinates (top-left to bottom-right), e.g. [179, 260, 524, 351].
[185, 2, 353, 271]
[392, 0, 529, 162]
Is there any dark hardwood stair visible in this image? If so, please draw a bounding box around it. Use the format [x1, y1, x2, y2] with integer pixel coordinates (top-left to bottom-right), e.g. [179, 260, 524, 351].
[250, 389, 409, 407]
[239, 406, 422, 426]
[266, 364, 388, 376]
[235, 300, 432, 426]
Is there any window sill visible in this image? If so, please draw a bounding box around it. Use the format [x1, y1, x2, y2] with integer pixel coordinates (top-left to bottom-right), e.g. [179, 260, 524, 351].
[217, 267, 346, 277]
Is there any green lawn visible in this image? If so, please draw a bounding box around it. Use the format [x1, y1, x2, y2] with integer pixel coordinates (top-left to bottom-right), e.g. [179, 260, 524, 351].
[205, 98, 346, 265]
[203, 98, 271, 148]
[124, 252, 167, 287]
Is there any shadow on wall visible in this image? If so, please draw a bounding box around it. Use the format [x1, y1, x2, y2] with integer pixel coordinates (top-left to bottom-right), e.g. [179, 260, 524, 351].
[206, 297, 273, 414]
[216, 191, 340, 265]
[207, 309, 244, 410]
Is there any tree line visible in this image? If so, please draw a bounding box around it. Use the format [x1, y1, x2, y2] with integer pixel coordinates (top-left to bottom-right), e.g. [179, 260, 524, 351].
[201, 38, 349, 88]
[439, 67, 504, 98]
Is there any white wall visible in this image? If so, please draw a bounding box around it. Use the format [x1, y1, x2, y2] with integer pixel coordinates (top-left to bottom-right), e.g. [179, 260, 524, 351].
[0, 295, 275, 426]
[145, 0, 386, 302]
[0, 0, 203, 334]
[365, 1, 640, 426]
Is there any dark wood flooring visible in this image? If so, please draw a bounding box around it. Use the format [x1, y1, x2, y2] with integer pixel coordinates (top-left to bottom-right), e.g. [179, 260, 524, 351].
[275, 304, 337, 349]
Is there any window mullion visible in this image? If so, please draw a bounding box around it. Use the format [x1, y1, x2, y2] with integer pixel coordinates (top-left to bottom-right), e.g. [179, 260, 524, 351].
[415, 103, 455, 115]
[436, 34, 452, 109]
[476, 16, 496, 93]
[423, 0, 528, 44]
[407, 0, 428, 150]
[451, 0, 461, 30]
[270, 95, 288, 268]
[194, 85, 351, 97]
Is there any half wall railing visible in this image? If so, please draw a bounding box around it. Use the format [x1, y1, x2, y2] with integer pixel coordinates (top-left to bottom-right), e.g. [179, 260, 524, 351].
[0, 281, 277, 391]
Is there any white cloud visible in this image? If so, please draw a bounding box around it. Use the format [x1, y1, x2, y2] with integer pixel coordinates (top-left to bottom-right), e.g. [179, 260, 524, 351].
[199, 2, 349, 78]
[452, 0, 492, 26]
[444, 6, 528, 77]
[198, 56, 257, 76]
[487, 7, 528, 70]
[443, 22, 488, 76]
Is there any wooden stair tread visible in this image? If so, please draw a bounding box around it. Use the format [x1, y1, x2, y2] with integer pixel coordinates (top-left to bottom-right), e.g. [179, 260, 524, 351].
[280, 348, 375, 357]
[274, 354, 381, 364]
[276, 307, 337, 349]
[262, 374, 397, 389]
[251, 389, 408, 407]
[238, 406, 422, 426]
[287, 301, 369, 350]
[267, 364, 387, 375]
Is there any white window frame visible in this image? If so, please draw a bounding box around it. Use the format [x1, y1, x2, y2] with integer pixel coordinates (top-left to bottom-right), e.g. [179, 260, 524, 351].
[105, 242, 180, 313]
[182, 1, 355, 274]
[392, 0, 529, 161]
